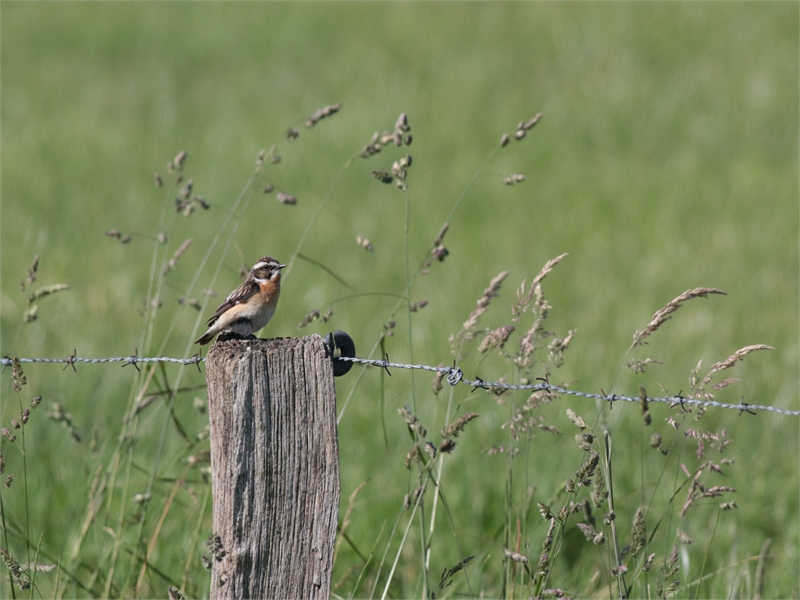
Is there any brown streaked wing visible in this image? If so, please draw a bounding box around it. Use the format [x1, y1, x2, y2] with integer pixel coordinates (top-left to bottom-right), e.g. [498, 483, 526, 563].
[205, 279, 260, 326]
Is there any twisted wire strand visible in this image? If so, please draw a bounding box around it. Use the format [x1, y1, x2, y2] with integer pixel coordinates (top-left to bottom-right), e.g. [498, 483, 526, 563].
[2, 354, 797, 416]
[0, 355, 203, 367]
[335, 356, 800, 417]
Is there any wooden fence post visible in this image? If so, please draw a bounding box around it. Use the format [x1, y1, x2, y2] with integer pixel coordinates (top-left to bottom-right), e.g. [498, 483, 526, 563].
[205, 336, 339, 599]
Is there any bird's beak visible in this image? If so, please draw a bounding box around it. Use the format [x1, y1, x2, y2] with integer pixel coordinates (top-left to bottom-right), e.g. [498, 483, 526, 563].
[278, 264, 287, 269]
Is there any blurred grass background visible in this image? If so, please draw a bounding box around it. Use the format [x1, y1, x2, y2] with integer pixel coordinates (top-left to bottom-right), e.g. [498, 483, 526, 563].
[1, 3, 798, 598]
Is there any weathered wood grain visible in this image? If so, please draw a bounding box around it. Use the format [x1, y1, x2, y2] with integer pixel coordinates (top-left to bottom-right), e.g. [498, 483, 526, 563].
[206, 336, 339, 599]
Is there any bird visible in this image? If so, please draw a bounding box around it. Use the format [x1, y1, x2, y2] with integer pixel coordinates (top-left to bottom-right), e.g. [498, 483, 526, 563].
[195, 256, 286, 345]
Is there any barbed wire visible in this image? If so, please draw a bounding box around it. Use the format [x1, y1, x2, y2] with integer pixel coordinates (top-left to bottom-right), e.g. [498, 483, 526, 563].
[337, 356, 800, 417]
[2, 353, 797, 417]
[0, 353, 203, 372]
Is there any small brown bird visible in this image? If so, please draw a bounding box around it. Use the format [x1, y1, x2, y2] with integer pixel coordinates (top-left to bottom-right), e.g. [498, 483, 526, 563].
[195, 256, 285, 345]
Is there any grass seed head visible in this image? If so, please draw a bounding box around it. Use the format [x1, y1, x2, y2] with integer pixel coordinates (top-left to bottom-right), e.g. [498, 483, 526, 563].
[424, 441, 437, 459]
[405, 442, 420, 469]
[163, 239, 193, 275]
[478, 325, 515, 353]
[503, 549, 529, 564]
[173, 150, 188, 171]
[433, 222, 450, 247]
[502, 173, 525, 186]
[566, 408, 586, 430]
[276, 192, 297, 205]
[433, 244, 449, 262]
[521, 113, 542, 130]
[576, 522, 599, 543]
[395, 112, 410, 133]
[298, 308, 321, 329]
[10, 357, 26, 392]
[537, 502, 553, 521]
[698, 344, 775, 389]
[631, 287, 727, 348]
[168, 586, 188, 600]
[440, 412, 479, 439]
[454, 271, 510, 347]
[0, 547, 30, 590]
[630, 507, 646, 558]
[356, 235, 374, 251]
[438, 439, 456, 454]
[27, 283, 70, 306]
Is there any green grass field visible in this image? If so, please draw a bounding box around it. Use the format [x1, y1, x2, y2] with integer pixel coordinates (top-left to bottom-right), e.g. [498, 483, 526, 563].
[2, 3, 798, 598]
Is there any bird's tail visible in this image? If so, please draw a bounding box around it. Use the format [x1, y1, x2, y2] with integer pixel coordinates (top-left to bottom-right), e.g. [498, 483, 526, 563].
[195, 329, 217, 345]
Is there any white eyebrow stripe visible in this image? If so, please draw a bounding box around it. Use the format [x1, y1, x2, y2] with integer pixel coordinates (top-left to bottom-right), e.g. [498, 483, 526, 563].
[252, 262, 268, 270]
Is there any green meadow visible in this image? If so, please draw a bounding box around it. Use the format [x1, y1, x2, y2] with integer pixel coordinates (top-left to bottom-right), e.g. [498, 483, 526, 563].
[1, 3, 798, 598]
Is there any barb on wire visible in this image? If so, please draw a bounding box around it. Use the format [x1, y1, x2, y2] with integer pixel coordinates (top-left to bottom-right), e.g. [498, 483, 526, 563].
[122, 348, 141, 371]
[1, 353, 796, 417]
[63, 349, 78, 372]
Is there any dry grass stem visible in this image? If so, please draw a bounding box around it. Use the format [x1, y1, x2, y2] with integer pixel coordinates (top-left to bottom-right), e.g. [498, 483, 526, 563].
[478, 325, 515, 353]
[421, 221, 449, 269]
[356, 235, 374, 251]
[451, 271, 509, 349]
[440, 412, 479, 439]
[334, 479, 369, 562]
[20, 562, 56, 573]
[172, 150, 188, 171]
[433, 222, 449, 247]
[305, 103, 342, 128]
[438, 439, 456, 454]
[397, 406, 427, 438]
[519, 113, 543, 131]
[502, 173, 525, 186]
[297, 310, 320, 329]
[503, 549, 529, 564]
[360, 112, 412, 157]
[431, 363, 446, 395]
[698, 344, 775, 389]
[513, 253, 567, 323]
[548, 329, 575, 368]
[532, 253, 568, 289]
[27, 283, 70, 305]
[276, 192, 297, 205]
[19, 253, 39, 291]
[0, 547, 31, 590]
[575, 452, 599, 486]
[711, 377, 741, 390]
[630, 507, 646, 558]
[626, 358, 662, 373]
[163, 239, 193, 275]
[439, 556, 474, 590]
[566, 408, 587, 430]
[640, 385, 652, 426]
[676, 529, 693, 545]
[631, 287, 727, 348]
[168, 586, 188, 600]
